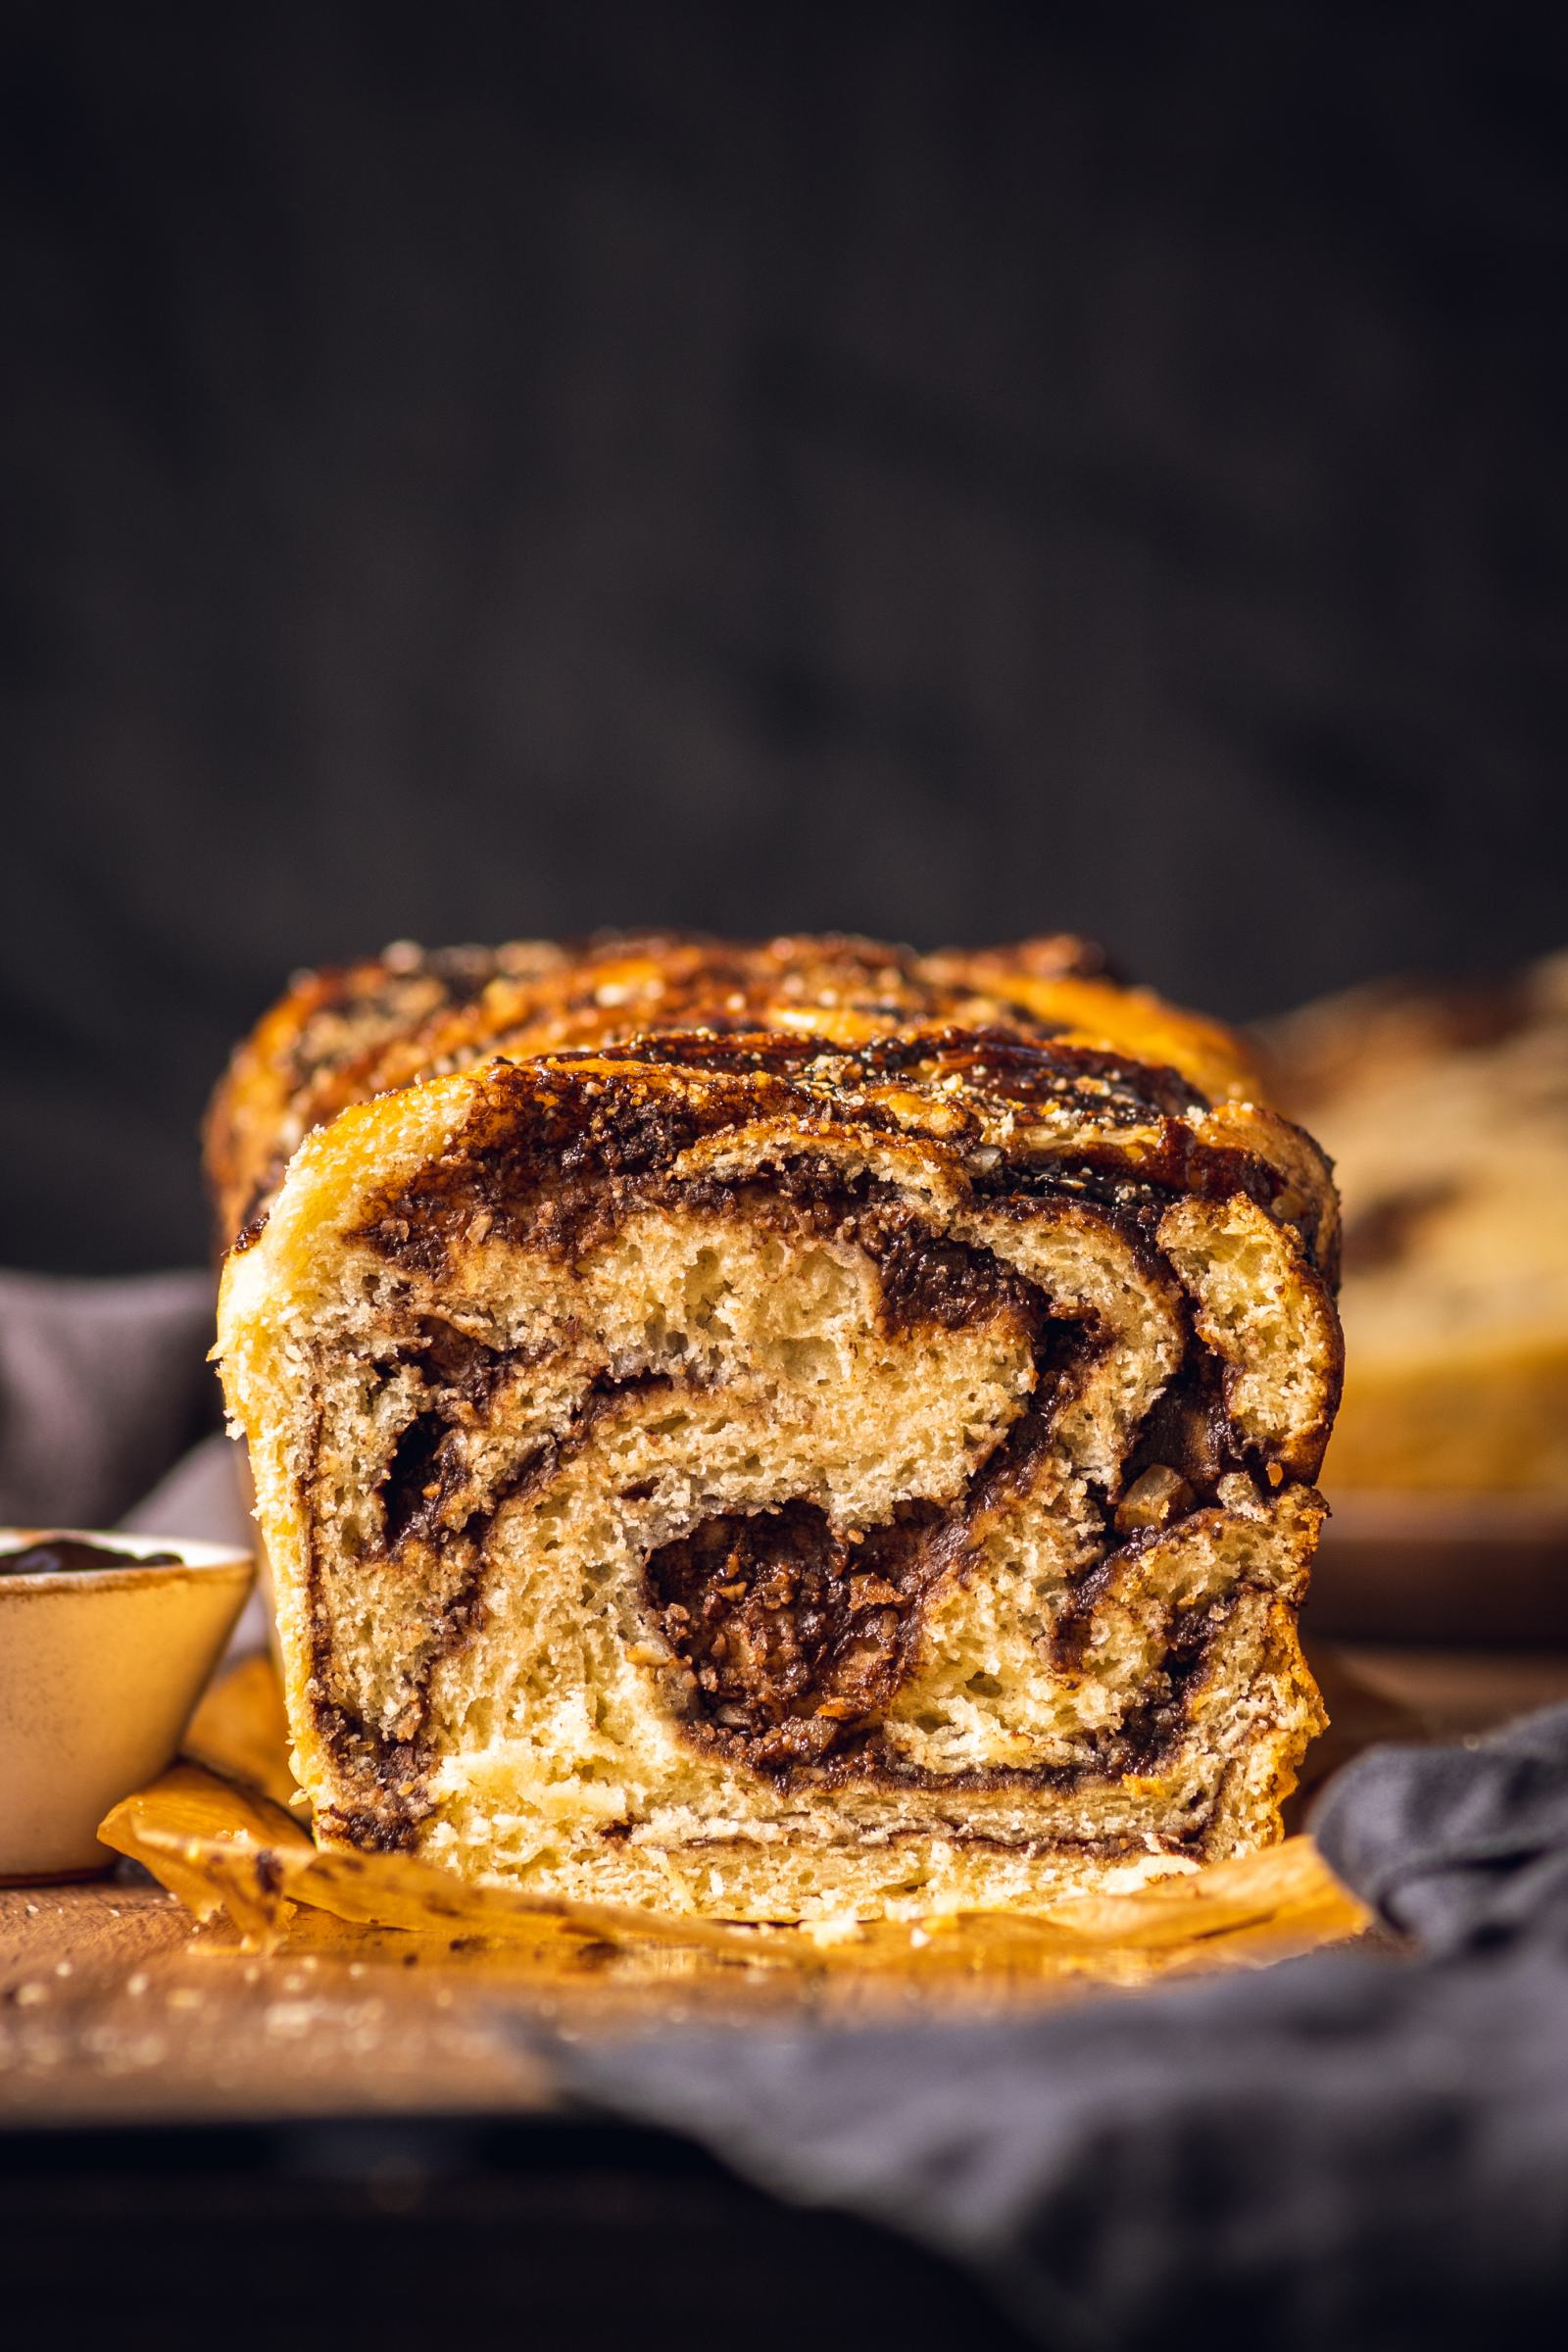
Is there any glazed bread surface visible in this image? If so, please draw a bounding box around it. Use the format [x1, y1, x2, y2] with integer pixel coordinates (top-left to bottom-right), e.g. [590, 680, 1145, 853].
[208, 931, 1259, 1250]
[215, 938, 1340, 1921]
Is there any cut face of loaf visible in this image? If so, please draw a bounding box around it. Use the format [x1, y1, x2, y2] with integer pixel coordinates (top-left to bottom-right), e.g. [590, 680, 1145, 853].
[217, 1027, 1341, 1919]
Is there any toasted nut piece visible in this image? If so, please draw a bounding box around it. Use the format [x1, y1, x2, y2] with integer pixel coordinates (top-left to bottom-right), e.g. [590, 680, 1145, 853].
[1114, 1463, 1194, 1536]
[1216, 1469, 1269, 1518]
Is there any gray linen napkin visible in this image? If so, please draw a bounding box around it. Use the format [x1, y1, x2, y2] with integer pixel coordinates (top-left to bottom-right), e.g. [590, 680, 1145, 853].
[551, 1713, 1568, 2349]
[0, 1265, 219, 1529]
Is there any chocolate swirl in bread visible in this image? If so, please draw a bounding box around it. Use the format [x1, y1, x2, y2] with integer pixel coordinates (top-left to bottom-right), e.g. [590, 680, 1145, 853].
[213, 938, 1339, 1918]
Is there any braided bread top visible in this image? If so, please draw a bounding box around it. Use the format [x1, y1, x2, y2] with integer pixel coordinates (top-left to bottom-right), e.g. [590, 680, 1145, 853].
[206, 930, 1263, 1248]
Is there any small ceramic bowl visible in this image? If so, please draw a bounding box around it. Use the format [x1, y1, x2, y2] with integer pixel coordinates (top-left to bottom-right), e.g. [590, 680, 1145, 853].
[0, 1527, 255, 1882]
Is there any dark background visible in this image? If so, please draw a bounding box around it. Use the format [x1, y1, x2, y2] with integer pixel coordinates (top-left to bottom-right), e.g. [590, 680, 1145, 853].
[3, 2, 1564, 1274]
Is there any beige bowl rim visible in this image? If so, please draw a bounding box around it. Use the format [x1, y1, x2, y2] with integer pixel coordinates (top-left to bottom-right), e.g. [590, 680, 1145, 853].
[0, 1525, 254, 1594]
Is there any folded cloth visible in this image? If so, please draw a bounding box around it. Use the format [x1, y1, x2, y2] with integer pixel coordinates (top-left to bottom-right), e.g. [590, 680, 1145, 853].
[555, 1708, 1568, 2351]
[0, 1266, 218, 1528]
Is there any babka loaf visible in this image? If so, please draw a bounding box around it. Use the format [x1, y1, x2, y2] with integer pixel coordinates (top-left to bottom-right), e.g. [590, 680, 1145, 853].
[213, 935, 1341, 1919]
[1263, 951, 1568, 1493]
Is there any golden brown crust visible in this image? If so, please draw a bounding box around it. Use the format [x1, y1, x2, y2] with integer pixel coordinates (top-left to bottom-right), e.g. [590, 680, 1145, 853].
[206, 931, 1266, 1250]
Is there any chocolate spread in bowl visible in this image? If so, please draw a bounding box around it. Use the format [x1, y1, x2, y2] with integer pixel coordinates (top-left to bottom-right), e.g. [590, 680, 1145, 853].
[0, 1538, 181, 1578]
